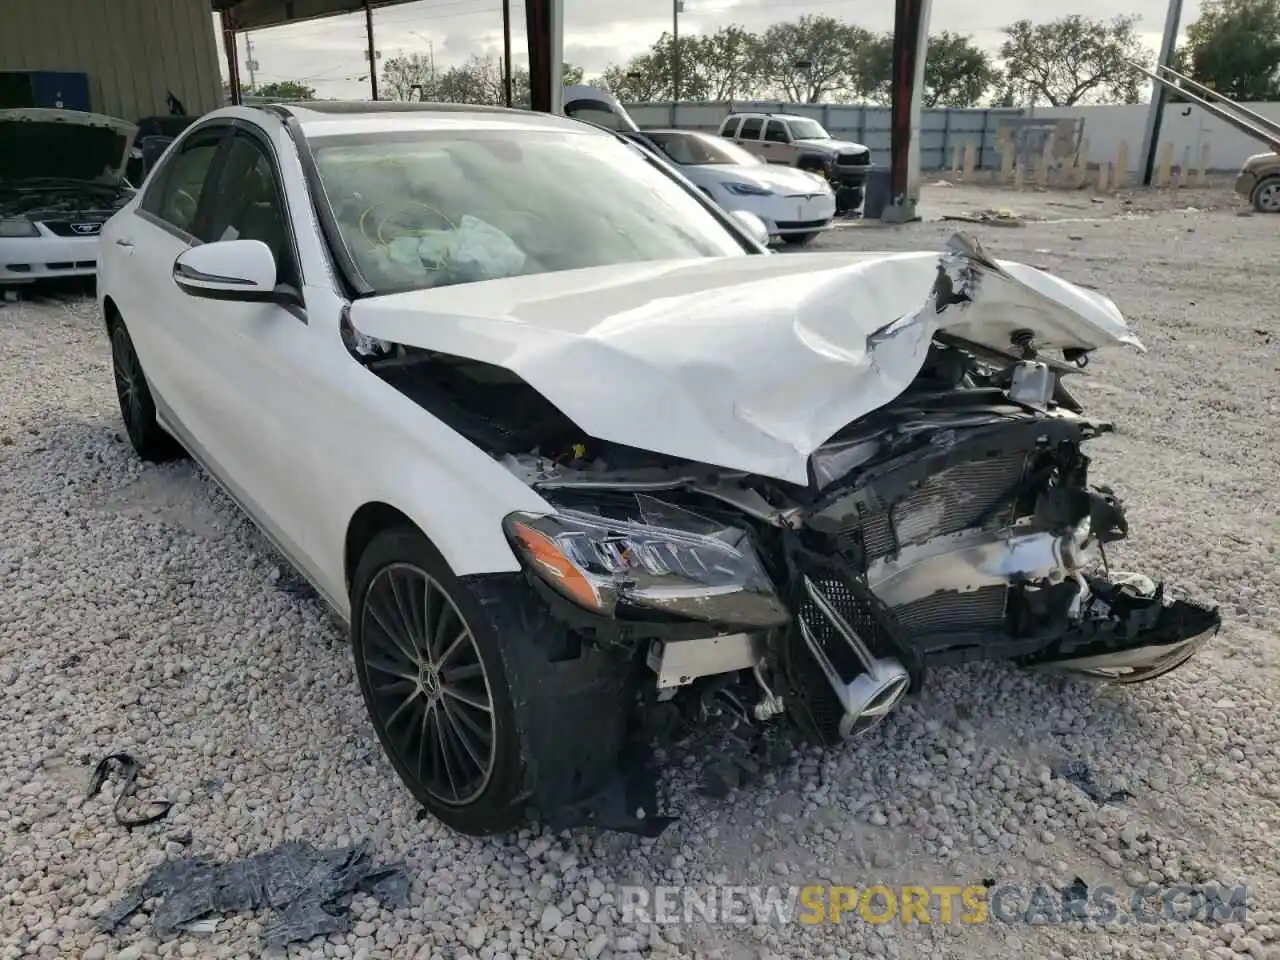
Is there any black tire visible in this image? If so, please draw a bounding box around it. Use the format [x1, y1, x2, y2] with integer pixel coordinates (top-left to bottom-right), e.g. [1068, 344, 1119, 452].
[350, 526, 528, 835]
[782, 232, 820, 247]
[1251, 175, 1280, 214]
[109, 316, 186, 462]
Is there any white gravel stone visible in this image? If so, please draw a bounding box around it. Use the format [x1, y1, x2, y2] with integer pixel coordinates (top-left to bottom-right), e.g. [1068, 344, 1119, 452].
[0, 190, 1277, 960]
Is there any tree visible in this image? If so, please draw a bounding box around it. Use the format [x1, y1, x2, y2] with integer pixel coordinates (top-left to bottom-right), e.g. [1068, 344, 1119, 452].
[252, 80, 316, 100]
[683, 26, 761, 100]
[380, 53, 436, 101]
[1183, 0, 1280, 101]
[596, 58, 668, 101]
[999, 15, 1153, 106]
[859, 31, 1000, 106]
[750, 15, 872, 102]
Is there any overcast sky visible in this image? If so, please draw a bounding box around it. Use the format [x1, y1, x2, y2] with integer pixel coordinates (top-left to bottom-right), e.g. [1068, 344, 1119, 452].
[215, 0, 1195, 99]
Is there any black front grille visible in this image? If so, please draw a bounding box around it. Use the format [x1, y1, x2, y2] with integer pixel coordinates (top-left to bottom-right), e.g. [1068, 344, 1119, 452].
[797, 576, 903, 684]
[41, 221, 104, 238]
[836, 151, 871, 167]
[775, 218, 829, 230]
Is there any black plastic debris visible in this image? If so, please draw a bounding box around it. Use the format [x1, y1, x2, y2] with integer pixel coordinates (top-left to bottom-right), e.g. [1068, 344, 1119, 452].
[98, 840, 409, 949]
[87, 753, 173, 829]
[1052, 759, 1135, 805]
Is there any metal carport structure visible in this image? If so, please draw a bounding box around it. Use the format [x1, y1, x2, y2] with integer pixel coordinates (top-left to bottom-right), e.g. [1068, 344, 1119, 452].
[213, 0, 566, 114]
[212, 0, 931, 220]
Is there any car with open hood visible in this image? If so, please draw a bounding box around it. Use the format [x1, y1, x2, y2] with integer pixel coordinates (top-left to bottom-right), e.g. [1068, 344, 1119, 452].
[0, 108, 138, 283]
[96, 100, 1221, 838]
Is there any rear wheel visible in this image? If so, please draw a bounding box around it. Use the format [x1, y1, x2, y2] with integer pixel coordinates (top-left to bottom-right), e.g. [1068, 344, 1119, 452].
[109, 317, 186, 462]
[351, 527, 525, 835]
[1251, 175, 1280, 213]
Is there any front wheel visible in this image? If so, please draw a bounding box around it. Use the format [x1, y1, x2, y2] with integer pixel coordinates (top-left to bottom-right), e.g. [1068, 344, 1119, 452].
[1251, 175, 1280, 213]
[350, 527, 526, 835]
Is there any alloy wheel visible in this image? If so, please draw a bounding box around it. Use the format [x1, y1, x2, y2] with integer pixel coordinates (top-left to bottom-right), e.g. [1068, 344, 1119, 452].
[1257, 180, 1280, 213]
[111, 326, 146, 444]
[360, 563, 496, 805]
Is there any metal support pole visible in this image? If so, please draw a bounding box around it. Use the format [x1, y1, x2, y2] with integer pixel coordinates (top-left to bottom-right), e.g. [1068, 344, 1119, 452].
[364, 0, 378, 101]
[525, 0, 564, 114]
[1139, 0, 1184, 185]
[671, 0, 681, 126]
[882, 0, 932, 222]
[502, 0, 513, 107]
[221, 12, 242, 106]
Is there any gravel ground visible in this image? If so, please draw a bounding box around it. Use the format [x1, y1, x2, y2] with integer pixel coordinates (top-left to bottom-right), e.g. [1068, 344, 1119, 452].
[2, 187, 1278, 960]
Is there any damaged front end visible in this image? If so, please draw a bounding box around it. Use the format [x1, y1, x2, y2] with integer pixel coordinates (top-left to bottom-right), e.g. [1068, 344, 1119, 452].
[350, 232, 1220, 828]
[484, 235, 1218, 752]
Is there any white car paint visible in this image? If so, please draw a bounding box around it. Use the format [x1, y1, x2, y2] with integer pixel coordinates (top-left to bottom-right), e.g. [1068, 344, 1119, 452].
[0, 108, 137, 282]
[348, 249, 1142, 487]
[97, 102, 1142, 619]
[638, 132, 835, 238]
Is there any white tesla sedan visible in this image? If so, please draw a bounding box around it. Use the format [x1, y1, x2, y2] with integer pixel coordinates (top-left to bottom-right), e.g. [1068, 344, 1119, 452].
[631, 129, 836, 246]
[97, 101, 1220, 837]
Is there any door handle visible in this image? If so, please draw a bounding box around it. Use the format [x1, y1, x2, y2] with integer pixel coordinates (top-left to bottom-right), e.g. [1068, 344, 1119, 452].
[115, 238, 135, 248]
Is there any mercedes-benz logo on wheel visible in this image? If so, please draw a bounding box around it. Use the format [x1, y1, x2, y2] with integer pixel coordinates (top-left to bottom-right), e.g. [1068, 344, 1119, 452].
[71, 223, 101, 235]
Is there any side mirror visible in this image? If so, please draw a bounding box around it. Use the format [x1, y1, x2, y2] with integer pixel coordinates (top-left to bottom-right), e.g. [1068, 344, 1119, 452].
[173, 239, 280, 302]
[730, 209, 771, 247]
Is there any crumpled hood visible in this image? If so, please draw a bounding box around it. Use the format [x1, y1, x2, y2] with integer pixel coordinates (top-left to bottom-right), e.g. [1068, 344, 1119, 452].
[0, 108, 137, 184]
[349, 234, 1143, 485]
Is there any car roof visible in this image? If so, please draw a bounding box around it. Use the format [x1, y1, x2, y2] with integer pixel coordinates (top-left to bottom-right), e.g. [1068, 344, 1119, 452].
[725, 112, 806, 121]
[235, 100, 602, 139]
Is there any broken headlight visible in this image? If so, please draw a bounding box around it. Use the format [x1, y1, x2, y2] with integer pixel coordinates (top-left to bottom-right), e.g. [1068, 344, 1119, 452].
[504, 498, 789, 628]
[0, 218, 39, 238]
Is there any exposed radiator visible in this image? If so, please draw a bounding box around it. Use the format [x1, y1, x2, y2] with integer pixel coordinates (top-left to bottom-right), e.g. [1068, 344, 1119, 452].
[892, 585, 1009, 637]
[839, 452, 1029, 562]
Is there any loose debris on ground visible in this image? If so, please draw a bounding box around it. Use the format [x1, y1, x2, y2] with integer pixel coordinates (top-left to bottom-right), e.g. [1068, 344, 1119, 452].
[97, 841, 409, 949]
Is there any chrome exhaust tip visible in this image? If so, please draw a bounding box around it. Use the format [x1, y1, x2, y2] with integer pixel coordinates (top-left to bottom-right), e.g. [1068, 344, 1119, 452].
[835, 657, 911, 739]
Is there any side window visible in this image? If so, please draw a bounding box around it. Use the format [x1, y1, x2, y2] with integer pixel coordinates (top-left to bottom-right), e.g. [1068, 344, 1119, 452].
[763, 120, 789, 143]
[738, 117, 763, 140]
[205, 133, 298, 288]
[719, 117, 739, 138]
[141, 132, 223, 235]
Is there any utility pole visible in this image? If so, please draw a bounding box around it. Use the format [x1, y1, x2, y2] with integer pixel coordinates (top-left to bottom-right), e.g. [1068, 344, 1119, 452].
[670, 0, 683, 126]
[244, 35, 258, 91]
[1139, 0, 1185, 185]
[502, 0, 513, 106]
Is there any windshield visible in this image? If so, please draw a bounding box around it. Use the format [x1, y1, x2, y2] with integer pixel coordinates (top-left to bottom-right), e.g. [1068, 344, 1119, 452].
[786, 118, 829, 140]
[311, 129, 748, 294]
[644, 131, 763, 167]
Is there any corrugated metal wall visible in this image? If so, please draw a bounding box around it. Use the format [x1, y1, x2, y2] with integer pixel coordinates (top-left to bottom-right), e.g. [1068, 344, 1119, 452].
[0, 0, 222, 120]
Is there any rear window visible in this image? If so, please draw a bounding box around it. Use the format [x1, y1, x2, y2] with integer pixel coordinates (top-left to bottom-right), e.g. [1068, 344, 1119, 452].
[719, 117, 740, 138]
[738, 117, 763, 139]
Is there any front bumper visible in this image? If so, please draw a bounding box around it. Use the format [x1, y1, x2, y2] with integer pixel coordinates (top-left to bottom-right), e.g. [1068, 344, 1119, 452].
[0, 233, 100, 282]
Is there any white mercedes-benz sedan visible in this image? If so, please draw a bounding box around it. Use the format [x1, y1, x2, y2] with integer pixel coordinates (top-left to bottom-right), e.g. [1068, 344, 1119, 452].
[97, 101, 1220, 837]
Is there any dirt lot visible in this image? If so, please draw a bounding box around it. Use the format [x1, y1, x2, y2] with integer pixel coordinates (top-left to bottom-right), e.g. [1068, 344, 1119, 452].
[1, 183, 1277, 960]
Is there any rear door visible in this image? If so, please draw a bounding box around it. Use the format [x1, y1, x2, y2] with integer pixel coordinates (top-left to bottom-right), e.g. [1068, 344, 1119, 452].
[102, 122, 232, 432]
[734, 116, 766, 160]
